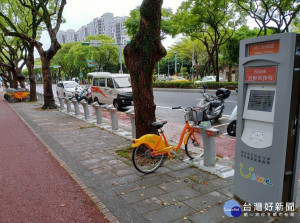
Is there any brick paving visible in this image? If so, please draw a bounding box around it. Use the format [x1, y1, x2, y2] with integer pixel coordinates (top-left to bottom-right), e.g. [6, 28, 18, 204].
[5, 98, 300, 223]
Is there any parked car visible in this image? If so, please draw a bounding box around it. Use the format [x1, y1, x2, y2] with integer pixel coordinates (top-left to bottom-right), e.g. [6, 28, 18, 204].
[88, 72, 133, 110]
[165, 76, 188, 82]
[56, 81, 82, 98]
[194, 76, 224, 83]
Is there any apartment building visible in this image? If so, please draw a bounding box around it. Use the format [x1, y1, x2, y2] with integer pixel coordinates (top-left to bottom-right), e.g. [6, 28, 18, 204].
[57, 13, 129, 45]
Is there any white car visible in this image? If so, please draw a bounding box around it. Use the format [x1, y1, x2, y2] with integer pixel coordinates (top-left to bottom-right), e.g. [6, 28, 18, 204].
[56, 81, 82, 98]
[195, 76, 224, 83]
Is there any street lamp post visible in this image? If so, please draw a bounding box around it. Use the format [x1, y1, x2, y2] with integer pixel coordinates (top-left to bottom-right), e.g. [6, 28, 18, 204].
[174, 51, 177, 75]
[118, 44, 123, 74]
[167, 58, 170, 75]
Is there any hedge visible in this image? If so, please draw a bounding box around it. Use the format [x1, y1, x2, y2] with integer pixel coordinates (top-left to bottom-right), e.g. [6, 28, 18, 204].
[153, 81, 238, 90]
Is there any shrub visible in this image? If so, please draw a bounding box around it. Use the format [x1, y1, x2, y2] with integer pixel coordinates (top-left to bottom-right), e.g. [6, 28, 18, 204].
[153, 81, 238, 90]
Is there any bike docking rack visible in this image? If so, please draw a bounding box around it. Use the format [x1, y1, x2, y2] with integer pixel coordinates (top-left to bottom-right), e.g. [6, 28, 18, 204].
[91, 102, 103, 124]
[63, 98, 72, 113]
[80, 101, 91, 121]
[55, 98, 136, 139]
[186, 121, 234, 178]
[36, 92, 44, 104]
[125, 108, 136, 139]
[58, 97, 65, 111]
[51, 97, 234, 178]
[71, 99, 82, 118]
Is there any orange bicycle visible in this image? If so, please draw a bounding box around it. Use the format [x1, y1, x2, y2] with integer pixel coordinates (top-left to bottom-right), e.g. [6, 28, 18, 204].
[132, 106, 203, 174]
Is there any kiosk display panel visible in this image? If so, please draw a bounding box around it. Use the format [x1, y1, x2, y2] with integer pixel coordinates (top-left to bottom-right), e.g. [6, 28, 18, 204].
[248, 90, 275, 112]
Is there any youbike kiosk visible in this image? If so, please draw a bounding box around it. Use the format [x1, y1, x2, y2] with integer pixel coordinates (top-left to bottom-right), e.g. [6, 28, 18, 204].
[234, 33, 300, 206]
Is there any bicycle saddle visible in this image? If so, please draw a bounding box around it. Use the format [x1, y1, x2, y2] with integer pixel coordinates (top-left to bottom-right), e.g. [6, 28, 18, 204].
[151, 121, 167, 129]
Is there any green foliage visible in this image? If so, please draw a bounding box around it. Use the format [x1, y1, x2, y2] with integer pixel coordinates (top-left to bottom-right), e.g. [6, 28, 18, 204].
[235, 0, 300, 34]
[220, 26, 260, 66]
[52, 34, 120, 80]
[153, 80, 238, 90]
[198, 81, 238, 90]
[173, 0, 243, 78]
[125, 6, 175, 38]
[157, 37, 208, 76]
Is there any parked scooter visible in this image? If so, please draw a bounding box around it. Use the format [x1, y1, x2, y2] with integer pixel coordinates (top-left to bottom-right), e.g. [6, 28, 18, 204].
[227, 88, 238, 137]
[197, 86, 231, 122]
[74, 85, 92, 104]
[227, 106, 237, 136]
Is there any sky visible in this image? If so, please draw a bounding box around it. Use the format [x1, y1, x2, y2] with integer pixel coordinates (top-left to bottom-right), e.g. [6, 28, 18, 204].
[38, 0, 184, 54]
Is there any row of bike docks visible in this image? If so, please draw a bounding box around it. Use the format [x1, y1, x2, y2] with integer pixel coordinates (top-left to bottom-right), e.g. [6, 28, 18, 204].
[35, 92, 223, 169]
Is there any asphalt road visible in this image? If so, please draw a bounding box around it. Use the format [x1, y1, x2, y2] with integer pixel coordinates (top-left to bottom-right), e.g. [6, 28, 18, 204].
[153, 90, 237, 134]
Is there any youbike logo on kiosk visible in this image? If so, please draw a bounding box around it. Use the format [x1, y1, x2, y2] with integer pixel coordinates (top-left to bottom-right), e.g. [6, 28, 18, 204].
[223, 200, 242, 217]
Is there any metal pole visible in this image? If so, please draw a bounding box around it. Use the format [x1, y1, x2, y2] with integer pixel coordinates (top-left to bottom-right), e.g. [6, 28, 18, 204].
[119, 45, 122, 73]
[181, 58, 183, 75]
[168, 58, 170, 75]
[174, 51, 177, 75]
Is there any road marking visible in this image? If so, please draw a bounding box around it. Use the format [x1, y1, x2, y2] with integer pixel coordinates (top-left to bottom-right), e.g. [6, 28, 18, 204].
[157, 106, 172, 109]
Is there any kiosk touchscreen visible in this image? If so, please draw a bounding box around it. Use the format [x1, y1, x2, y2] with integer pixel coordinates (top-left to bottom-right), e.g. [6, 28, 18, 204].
[234, 33, 300, 207]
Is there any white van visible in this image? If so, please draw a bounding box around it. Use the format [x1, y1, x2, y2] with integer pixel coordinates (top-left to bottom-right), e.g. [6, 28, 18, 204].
[88, 72, 133, 110]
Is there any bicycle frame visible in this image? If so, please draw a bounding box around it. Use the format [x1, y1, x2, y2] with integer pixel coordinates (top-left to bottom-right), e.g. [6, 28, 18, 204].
[132, 121, 200, 158]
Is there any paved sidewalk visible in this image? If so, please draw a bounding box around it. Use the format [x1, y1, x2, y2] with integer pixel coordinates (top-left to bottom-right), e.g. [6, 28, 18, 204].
[1, 94, 300, 223]
[0, 96, 108, 222]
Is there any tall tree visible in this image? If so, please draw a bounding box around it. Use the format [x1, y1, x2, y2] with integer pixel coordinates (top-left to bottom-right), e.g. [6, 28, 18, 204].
[0, 0, 44, 101]
[0, 34, 27, 88]
[0, 0, 66, 109]
[166, 37, 208, 78]
[174, 0, 242, 81]
[236, 0, 300, 35]
[220, 26, 260, 81]
[124, 0, 167, 137]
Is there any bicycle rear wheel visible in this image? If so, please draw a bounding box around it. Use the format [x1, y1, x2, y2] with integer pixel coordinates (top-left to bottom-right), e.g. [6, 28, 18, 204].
[185, 133, 203, 159]
[132, 144, 165, 174]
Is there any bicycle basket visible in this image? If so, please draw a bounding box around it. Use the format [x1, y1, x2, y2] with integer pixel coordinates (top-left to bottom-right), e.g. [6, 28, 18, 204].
[192, 108, 203, 122]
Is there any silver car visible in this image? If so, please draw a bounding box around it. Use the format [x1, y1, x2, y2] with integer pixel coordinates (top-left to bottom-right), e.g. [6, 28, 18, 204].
[195, 76, 224, 83]
[56, 81, 82, 98]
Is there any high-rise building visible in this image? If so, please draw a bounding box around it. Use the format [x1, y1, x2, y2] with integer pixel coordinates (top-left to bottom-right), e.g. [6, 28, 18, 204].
[57, 13, 129, 45]
[66, 29, 76, 42]
[57, 30, 67, 44]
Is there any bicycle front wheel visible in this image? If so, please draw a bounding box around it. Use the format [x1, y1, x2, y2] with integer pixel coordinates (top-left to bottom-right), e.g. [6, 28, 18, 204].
[185, 133, 203, 160]
[132, 144, 166, 174]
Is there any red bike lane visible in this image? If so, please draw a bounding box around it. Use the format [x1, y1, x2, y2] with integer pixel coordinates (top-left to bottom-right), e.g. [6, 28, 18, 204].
[0, 97, 107, 223]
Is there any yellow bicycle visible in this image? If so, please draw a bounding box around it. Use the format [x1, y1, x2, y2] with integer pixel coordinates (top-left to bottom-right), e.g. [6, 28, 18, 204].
[132, 106, 203, 174]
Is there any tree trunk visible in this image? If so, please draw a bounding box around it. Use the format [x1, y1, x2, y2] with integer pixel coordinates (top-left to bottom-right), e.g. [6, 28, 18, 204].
[11, 70, 18, 89]
[17, 68, 25, 88]
[41, 56, 57, 109]
[27, 47, 37, 101]
[215, 45, 219, 82]
[124, 0, 166, 138]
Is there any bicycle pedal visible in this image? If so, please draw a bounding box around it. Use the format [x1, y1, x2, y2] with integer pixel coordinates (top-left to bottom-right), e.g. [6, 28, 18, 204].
[179, 155, 184, 161]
